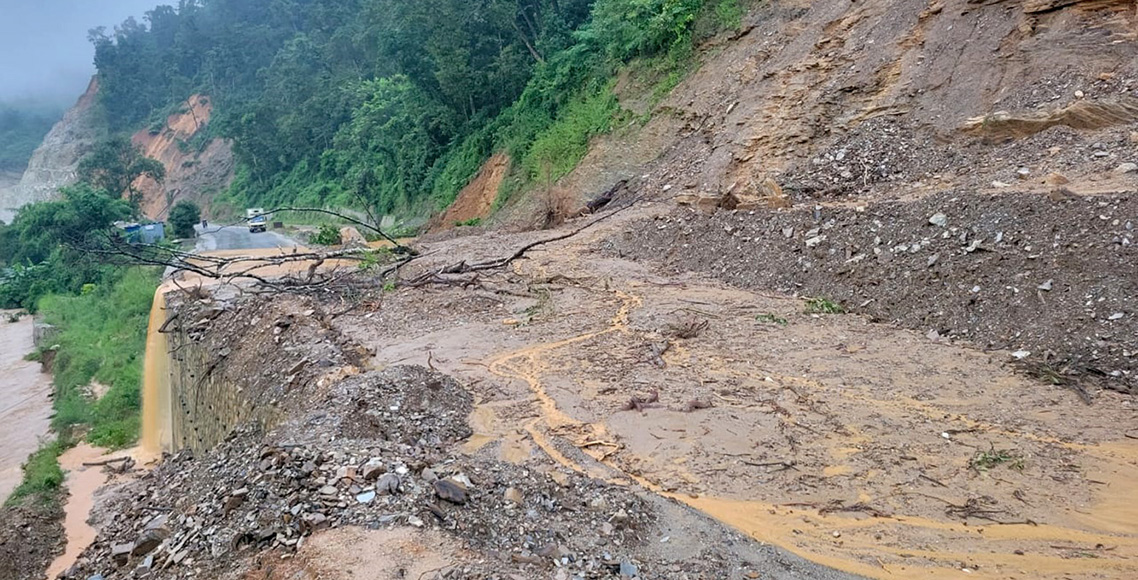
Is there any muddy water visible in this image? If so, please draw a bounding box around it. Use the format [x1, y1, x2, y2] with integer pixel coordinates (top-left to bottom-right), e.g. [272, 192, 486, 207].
[141, 290, 172, 453]
[44, 444, 135, 579]
[471, 280, 1138, 580]
[0, 311, 54, 503]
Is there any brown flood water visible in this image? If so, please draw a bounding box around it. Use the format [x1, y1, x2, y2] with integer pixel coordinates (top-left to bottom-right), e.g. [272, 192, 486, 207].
[45, 444, 126, 579]
[0, 311, 53, 503]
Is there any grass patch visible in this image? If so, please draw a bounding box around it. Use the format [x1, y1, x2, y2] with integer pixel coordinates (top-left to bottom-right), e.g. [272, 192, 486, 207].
[756, 313, 788, 326]
[971, 446, 1025, 472]
[4, 440, 65, 507]
[804, 297, 844, 315]
[37, 268, 158, 448]
[521, 87, 621, 185]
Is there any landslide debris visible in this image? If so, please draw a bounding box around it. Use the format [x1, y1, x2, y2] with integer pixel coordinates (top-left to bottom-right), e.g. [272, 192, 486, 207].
[0, 498, 64, 580]
[614, 189, 1137, 395]
[66, 357, 784, 579]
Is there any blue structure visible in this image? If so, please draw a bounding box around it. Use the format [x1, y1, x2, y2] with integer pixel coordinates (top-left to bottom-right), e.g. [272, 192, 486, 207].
[118, 222, 166, 244]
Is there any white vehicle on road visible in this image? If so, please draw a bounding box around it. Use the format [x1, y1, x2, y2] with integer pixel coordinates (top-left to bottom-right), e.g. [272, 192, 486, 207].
[246, 208, 268, 233]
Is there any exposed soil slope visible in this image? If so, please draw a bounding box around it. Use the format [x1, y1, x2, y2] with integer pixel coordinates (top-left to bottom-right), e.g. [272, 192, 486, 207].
[131, 95, 235, 220]
[431, 153, 511, 232]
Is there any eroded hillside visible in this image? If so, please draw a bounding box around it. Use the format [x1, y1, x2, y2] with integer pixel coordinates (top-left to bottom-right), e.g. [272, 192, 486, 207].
[24, 1, 1138, 580]
[130, 95, 234, 220]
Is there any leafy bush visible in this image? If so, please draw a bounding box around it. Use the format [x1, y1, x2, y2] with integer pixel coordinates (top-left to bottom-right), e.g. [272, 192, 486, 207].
[309, 224, 343, 246]
[804, 297, 844, 314]
[167, 200, 201, 239]
[522, 88, 620, 184]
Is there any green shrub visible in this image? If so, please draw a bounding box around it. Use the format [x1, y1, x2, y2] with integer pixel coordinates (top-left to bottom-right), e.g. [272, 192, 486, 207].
[522, 88, 620, 183]
[804, 297, 844, 314]
[309, 224, 343, 246]
[168, 200, 202, 239]
[5, 441, 65, 506]
[37, 268, 158, 447]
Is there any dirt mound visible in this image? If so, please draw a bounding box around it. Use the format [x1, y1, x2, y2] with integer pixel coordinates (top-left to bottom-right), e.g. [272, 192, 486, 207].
[614, 189, 1136, 394]
[131, 95, 235, 220]
[431, 153, 510, 232]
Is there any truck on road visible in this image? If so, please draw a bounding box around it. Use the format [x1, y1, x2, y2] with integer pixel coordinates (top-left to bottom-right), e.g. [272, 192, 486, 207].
[246, 208, 268, 233]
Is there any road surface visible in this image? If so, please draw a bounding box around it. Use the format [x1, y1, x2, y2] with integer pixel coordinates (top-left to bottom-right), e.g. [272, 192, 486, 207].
[193, 224, 297, 252]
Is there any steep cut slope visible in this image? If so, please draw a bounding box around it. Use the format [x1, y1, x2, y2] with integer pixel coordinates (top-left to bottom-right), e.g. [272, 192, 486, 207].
[541, 0, 1137, 209]
[524, 0, 1138, 392]
[0, 77, 102, 219]
[131, 95, 234, 220]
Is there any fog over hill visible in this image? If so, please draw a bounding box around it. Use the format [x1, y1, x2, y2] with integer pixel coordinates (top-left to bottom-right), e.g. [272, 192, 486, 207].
[0, 0, 158, 105]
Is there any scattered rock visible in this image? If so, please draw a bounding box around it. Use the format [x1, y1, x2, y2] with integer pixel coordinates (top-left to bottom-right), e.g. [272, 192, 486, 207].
[620, 559, 639, 577]
[376, 472, 401, 495]
[131, 528, 168, 557]
[433, 478, 467, 505]
[361, 459, 384, 481]
[1038, 280, 1053, 291]
[111, 543, 133, 567]
[1114, 162, 1138, 175]
[504, 487, 524, 505]
[929, 213, 948, 227]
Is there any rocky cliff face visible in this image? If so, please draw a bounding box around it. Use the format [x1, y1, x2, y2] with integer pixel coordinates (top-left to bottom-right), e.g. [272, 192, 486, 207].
[0, 77, 102, 221]
[0, 85, 235, 223]
[131, 95, 235, 220]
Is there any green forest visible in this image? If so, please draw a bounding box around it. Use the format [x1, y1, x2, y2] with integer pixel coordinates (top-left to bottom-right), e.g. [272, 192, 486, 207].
[1, 0, 747, 311]
[90, 0, 746, 216]
[0, 103, 61, 173]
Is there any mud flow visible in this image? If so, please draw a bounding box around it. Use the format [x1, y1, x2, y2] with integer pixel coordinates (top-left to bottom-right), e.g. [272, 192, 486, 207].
[339, 214, 1138, 579]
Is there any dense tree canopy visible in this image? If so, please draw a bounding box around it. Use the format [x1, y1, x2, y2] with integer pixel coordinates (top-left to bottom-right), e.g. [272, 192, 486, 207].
[0, 184, 133, 310]
[87, 0, 741, 216]
[167, 200, 201, 238]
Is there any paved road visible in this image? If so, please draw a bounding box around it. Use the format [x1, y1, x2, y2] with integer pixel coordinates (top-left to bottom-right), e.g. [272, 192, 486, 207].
[193, 224, 297, 252]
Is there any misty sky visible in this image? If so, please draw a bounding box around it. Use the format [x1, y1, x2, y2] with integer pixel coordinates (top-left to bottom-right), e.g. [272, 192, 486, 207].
[0, 0, 162, 105]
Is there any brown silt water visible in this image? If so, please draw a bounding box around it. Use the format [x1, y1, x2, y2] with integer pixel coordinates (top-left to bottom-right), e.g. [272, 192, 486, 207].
[0, 311, 53, 503]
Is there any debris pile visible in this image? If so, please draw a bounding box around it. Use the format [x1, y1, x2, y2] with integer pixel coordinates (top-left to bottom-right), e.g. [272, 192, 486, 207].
[618, 189, 1137, 395]
[62, 366, 689, 579]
